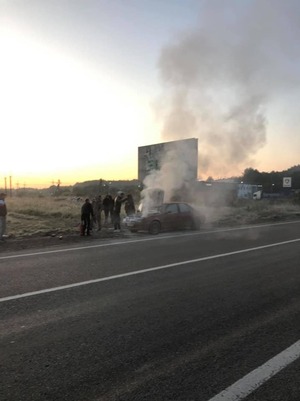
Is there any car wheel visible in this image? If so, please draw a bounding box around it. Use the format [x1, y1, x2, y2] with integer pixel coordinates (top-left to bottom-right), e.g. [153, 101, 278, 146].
[149, 220, 161, 235]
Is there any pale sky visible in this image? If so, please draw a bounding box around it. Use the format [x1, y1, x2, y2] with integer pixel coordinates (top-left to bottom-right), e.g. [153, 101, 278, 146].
[1, 0, 299, 188]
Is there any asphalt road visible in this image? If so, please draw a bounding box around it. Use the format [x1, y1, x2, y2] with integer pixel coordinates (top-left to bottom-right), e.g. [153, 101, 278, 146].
[1, 220, 300, 401]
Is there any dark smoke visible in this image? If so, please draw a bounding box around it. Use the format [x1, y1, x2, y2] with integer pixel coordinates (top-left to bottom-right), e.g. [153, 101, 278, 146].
[157, 0, 300, 178]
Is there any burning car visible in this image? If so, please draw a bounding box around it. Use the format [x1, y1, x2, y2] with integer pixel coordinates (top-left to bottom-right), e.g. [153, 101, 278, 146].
[123, 202, 205, 235]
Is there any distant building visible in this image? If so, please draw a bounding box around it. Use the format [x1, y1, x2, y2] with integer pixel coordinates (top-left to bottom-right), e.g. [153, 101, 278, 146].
[237, 183, 260, 199]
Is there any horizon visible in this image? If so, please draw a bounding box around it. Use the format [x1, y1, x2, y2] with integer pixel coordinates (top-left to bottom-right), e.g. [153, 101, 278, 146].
[2, 163, 299, 191]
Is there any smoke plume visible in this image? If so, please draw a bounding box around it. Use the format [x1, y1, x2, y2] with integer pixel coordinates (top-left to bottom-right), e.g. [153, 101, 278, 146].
[140, 139, 198, 213]
[156, 0, 300, 179]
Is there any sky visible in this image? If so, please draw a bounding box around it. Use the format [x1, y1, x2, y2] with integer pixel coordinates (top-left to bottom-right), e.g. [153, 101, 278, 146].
[1, 0, 300, 189]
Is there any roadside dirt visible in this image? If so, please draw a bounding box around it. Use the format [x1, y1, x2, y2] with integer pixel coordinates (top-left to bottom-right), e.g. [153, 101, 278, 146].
[0, 228, 129, 253]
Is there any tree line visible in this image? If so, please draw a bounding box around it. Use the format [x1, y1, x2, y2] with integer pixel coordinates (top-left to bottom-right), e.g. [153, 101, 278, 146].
[240, 165, 300, 192]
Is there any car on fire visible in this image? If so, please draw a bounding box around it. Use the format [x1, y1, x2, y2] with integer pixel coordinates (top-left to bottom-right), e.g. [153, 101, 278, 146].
[123, 202, 205, 235]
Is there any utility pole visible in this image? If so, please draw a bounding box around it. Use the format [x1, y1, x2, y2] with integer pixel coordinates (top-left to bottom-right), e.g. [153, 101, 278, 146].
[56, 179, 61, 196]
[4, 177, 7, 193]
[9, 176, 12, 197]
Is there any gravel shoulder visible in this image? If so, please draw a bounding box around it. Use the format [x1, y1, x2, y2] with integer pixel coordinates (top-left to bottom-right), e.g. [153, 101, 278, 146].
[0, 227, 130, 252]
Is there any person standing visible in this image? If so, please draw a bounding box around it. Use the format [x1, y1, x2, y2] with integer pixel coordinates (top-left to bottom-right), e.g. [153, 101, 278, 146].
[124, 194, 136, 216]
[108, 194, 114, 224]
[102, 194, 111, 226]
[113, 192, 126, 231]
[81, 198, 94, 236]
[93, 195, 102, 231]
[0, 193, 7, 242]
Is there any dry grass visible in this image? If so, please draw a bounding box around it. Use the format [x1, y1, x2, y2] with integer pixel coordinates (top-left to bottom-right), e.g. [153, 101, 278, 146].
[7, 195, 82, 237]
[202, 199, 300, 227]
[4, 195, 300, 239]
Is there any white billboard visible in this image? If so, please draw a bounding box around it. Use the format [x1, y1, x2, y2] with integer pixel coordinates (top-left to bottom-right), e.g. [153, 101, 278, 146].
[138, 138, 198, 183]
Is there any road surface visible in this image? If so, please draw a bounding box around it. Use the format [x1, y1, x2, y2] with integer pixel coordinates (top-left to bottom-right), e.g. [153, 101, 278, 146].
[1, 220, 300, 400]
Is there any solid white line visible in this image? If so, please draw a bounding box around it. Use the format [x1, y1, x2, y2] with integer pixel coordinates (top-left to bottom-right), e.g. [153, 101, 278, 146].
[207, 340, 300, 401]
[0, 219, 299, 260]
[0, 237, 299, 303]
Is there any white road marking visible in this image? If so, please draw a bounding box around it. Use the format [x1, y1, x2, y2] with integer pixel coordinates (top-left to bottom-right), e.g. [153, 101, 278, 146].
[0, 219, 299, 260]
[207, 340, 300, 401]
[0, 237, 299, 303]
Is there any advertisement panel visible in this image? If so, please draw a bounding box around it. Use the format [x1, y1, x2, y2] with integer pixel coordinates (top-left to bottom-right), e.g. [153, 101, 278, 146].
[138, 138, 198, 183]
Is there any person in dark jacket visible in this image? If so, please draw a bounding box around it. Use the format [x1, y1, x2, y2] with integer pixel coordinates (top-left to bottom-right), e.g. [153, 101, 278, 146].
[113, 192, 127, 231]
[81, 198, 94, 236]
[102, 194, 114, 226]
[124, 194, 136, 216]
[0, 192, 7, 242]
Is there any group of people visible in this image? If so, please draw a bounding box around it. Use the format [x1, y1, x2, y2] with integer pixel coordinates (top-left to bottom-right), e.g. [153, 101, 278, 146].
[80, 192, 136, 236]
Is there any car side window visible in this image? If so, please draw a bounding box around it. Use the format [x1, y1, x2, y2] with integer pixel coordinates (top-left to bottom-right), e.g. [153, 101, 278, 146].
[179, 203, 191, 213]
[165, 204, 178, 214]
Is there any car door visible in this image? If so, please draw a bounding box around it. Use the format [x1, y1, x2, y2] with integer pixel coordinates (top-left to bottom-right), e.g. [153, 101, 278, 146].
[178, 203, 193, 229]
[163, 203, 180, 231]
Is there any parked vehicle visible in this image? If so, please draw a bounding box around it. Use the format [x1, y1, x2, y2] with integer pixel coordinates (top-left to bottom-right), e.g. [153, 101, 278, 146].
[123, 202, 205, 234]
